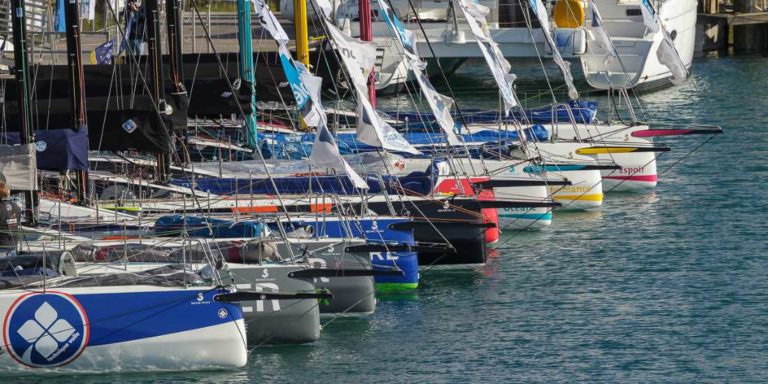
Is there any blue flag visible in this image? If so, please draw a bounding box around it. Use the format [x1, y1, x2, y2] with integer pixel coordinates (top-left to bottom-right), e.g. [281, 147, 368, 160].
[91, 38, 116, 64]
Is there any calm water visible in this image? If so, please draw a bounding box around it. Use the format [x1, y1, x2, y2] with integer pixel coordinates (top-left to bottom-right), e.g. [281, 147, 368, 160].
[43, 56, 768, 383]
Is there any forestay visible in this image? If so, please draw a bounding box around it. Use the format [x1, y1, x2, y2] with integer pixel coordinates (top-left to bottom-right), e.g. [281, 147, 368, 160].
[376, 0, 460, 146]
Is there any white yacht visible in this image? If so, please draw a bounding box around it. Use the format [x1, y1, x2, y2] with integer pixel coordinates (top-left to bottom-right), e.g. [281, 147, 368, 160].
[313, 0, 697, 92]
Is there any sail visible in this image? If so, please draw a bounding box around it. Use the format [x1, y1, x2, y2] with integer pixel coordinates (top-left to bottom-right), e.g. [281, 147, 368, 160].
[588, 0, 616, 66]
[252, 0, 367, 188]
[456, 0, 518, 116]
[325, 21, 420, 155]
[527, 0, 579, 100]
[376, 0, 460, 146]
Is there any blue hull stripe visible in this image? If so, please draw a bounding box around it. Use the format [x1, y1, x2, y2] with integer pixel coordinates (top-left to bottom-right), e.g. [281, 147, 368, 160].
[74, 289, 242, 346]
[499, 212, 554, 221]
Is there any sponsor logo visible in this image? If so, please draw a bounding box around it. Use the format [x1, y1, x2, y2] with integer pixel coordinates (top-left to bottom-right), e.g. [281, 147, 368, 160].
[191, 292, 211, 305]
[3, 292, 89, 368]
[35, 141, 47, 152]
[253, 283, 281, 312]
[217, 308, 228, 319]
[121, 119, 138, 134]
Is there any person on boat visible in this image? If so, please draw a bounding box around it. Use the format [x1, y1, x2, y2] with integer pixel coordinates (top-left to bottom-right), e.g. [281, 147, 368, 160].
[0, 182, 20, 253]
[125, 0, 146, 56]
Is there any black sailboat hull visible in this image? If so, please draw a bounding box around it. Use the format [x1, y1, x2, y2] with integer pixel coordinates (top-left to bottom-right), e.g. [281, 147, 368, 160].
[365, 199, 489, 267]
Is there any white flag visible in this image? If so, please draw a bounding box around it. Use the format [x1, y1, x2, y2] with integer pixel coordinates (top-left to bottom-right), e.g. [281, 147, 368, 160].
[311, 123, 369, 189]
[457, 0, 518, 115]
[528, 0, 579, 100]
[253, 0, 367, 187]
[377, 0, 460, 145]
[326, 21, 420, 155]
[252, 0, 290, 44]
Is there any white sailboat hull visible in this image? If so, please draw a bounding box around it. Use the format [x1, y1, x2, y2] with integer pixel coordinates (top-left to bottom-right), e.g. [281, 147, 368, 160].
[0, 287, 247, 374]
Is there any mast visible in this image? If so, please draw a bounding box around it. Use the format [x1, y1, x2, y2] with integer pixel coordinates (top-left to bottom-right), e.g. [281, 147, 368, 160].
[236, 0, 257, 148]
[165, 0, 185, 92]
[63, 0, 89, 205]
[293, 0, 309, 66]
[145, 0, 170, 181]
[358, 0, 376, 105]
[10, 0, 37, 225]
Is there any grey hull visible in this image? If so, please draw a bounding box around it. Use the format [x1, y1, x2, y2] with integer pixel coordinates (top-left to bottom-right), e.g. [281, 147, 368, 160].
[276, 239, 376, 316]
[228, 264, 321, 345]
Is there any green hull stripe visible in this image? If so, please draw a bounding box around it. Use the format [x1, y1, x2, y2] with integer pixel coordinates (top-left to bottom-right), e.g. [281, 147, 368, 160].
[375, 282, 419, 292]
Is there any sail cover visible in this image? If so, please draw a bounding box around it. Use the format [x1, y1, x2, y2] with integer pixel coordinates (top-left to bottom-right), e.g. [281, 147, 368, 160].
[324, 21, 420, 155]
[0, 144, 37, 191]
[252, 0, 367, 188]
[456, 0, 518, 116]
[2, 128, 89, 172]
[527, 0, 579, 100]
[376, 0, 460, 146]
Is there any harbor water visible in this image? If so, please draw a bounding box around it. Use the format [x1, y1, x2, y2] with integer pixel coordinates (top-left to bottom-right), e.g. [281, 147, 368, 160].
[37, 56, 767, 382]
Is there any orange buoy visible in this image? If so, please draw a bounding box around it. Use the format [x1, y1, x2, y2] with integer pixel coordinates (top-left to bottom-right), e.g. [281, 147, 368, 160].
[553, 0, 586, 28]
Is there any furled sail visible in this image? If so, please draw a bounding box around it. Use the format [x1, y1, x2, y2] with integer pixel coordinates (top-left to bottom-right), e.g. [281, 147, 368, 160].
[252, 0, 368, 188]
[376, 0, 460, 146]
[324, 21, 420, 155]
[456, 0, 518, 116]
[527, 0, 579, 100]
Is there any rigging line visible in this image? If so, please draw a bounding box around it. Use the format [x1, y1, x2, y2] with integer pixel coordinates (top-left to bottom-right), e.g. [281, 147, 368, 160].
[520, 1, 558, 105]
[657, 135, 715, 178]
[187, 0, 309, 260]
[319, 288, 377, 329]
[400, 0, 486, 176]
[94, 63, 120, 161]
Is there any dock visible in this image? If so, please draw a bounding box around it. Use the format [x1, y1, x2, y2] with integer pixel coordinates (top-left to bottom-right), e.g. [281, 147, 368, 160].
[697, 0, 768, 54]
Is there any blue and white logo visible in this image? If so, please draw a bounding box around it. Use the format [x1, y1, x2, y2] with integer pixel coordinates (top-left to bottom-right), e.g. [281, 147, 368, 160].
[3, 292, 89, 368]
[35, 141, 47, 152]
[122, 119, 138, 134]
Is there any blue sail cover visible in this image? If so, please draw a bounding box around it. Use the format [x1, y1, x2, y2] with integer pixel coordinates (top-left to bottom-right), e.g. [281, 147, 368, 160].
[258, 126, 548, 160]
[384, 100, 598, 127]
[2, 128, 89, 171]
[154, 215, 268, 238]
[171, 172, 437, 196]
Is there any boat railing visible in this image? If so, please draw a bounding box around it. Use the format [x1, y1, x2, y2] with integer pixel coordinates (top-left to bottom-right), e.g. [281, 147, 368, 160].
[550, 102, 583, 141]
